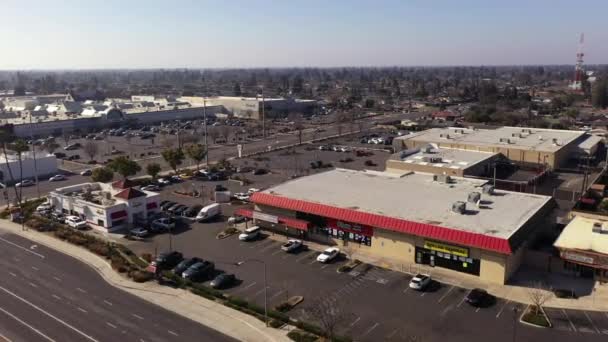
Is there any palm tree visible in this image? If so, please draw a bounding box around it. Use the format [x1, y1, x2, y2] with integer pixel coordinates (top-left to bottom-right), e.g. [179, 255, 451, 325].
[0, 129, 18, 207]
[10, 139, 30, 205]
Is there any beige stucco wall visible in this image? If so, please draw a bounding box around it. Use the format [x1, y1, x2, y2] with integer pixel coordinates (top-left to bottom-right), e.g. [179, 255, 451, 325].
[480, 251, 508, 284]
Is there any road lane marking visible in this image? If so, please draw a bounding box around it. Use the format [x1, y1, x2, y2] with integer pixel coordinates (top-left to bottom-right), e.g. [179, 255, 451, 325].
[76, 287, 86, 293]
[77, 307, 87, 313]
[168, 330, 179, 337]
[0, 236, 45, 258]
[563, 309, 576, 332]
[438, 286, 454, 303]
[103, 300, 113, 306]
[28, 282, 38, 288]
[584, 311, 601, 334]
[0, 305, 56, 342]
[106, 322, 117, 329]
[362, 323, 379, 337]
[0, 285, 98, 342]
[9, 272, 17, 277]
[132, 313, 144, 320]
[0, 331, 14, 342]
[51, 294, 61, 300]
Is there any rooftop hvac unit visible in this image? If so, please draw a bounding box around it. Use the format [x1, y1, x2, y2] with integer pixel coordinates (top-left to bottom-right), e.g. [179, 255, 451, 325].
[511, 133, 519, 137]
[452, 201, 466, 214]
[521, 129, 532, 134]
[440, 134, 451, 139]
[421, 145, 434, 153]
[482, 184, 495, 195]
[592, 222, 608, 234]
[400, 148, 420, 159]
[552, 138, 560, 146]
[499, 137, 511, 143]
[433, 174, 452, 183]
[467, 192, 481, 204]
[429, 156, 442, 163]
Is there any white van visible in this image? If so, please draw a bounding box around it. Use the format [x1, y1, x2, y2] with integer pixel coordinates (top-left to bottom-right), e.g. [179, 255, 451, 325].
[196, 203, 221, 222]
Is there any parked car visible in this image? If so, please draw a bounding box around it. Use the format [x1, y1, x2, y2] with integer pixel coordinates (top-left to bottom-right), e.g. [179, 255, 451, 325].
[252, 168, 268, 175]
[247, 188, 261, 195]
[153, 251, 183, 269]
[93, 135, 104, 140]
[50, 212, 65, 224]
[281, 239, 303, 252]
[227, 215, 247, 225]
[36, 203, 52, 212]
[141, 185, 160, 192]
[53, 152, 67, 159]
[317, 247, 340, 263]
[16, 179, 35, 187]
[129, 227, 150, 239]
[166, 203, 183, 213]
[160, 201, 176, 211]
[182, 205, 203, 219]
[172, 205, 189, 216]
[465, 288, 493, 307]
[65, 215, 87, 230]
[196, 203, 221, 222]
[172, 257, 203, 276]
[238, 226, 261, 241]
[233, 193, 250, 201]
[67, 155, 81, 161]
[49, 174, 66, 182]
[151, 218, 175, 232]
[210, 273, 236, 289]
[64, 143, 81, 150]
[80, 169, 92, 176]
[182, 261, 215, 281]
[157, 177, 171, 185]
[409, 274, 432, 291]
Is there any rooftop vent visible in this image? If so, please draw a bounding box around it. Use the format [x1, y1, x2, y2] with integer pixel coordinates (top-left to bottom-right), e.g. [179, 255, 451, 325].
[482, 184, 495, 195]
[499, 137, 512, 144]
[592, 222, 608, 234]
[423, 156, 443, 163]
[521, 129, 532, 134]
[452, 201, 466, 214]
[439, 134, 451, 139]
[467, 192, 481, 204]
[552, 138, 560, 146]
[421, 145, 434, 153]
[433, 174, 452, 183]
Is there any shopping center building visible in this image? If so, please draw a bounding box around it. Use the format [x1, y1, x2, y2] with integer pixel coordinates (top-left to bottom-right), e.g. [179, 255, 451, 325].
[246, 169, 554, 284]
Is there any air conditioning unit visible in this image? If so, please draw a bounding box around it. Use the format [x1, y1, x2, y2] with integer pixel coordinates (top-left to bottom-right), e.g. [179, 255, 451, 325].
[433, 174, 452, 183]
[429, 157, 442, 163]
[482, 184, 495, 195]
[467, 192, 481, 204]
[452, 201, 466, 214]
[592, 222, 608, 234]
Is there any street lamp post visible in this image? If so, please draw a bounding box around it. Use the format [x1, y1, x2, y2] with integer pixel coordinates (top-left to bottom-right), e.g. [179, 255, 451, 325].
[236, 259, 268, 326]
[203, 99, 209, 166]
[512, 306, 519, 342]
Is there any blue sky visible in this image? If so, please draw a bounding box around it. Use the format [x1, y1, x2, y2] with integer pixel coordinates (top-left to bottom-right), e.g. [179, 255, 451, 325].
[1, 0, 606, 69]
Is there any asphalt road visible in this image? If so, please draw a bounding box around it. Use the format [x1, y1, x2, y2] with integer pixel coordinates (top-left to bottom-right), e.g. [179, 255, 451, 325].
[0, 231, 236, 342]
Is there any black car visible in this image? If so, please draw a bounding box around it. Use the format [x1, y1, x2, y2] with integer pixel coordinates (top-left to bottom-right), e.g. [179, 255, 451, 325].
[50, 212, 65, 224]
[53, 152, 67, 159]
[210, 274, 236, 289]
[172, 205, 188, 216]
[67, 155, 81, 161]
[182, 261, 215, 281]
[465, 288, 493, 307]
[161, 201, 177, 211]
[154, 251, 183, 270]
[252, 168, 268, 175]
[172, 257, 203, 276]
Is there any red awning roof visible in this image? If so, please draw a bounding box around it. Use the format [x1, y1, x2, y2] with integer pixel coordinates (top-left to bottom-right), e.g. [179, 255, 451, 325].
[251, 192, 512, 254]
[235, 208, 310, 231]
[110, 210, 128, 220]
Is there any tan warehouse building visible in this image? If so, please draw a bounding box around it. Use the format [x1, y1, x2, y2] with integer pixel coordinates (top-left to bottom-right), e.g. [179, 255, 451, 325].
[246, 169, 554, 284]
[393, 127, 591, 169]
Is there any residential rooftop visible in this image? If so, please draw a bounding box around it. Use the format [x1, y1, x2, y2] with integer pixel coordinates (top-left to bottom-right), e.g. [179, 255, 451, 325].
[554, 216, 608, 254]
[260, 168, 552, 239]
[395, 126, 587, 153]
[388, 146, 497, 171]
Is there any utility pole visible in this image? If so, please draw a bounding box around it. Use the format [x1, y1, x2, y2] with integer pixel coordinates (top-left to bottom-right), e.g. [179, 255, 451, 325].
[28, 114, 40, 199]
[203, 99, 209, 166]
[260, 86, 266, 139]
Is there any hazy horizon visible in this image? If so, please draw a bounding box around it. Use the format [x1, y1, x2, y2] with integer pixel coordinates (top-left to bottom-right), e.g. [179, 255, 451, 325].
[2, 0, 606, 70]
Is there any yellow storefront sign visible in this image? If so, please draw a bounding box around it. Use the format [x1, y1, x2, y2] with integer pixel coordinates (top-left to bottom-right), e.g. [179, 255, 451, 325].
[424, 240, 469, 257]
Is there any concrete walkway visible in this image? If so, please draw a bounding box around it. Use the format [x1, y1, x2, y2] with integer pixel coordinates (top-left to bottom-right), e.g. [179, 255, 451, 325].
[0, 220, 291, 342]
[261, 230, 608, 313]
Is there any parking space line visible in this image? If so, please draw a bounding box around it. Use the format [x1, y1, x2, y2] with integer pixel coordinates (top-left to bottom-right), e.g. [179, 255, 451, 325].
[456, 293, 468, 308]
[295, 251, 314, 263]
[437, 286, 454, 303]
[231, 282, 257, 295]
[308, 258, 317, 265]
[420, 291, 426, 297]
[475, 307, 480, 313]
[584, 311, 601, 334]
[252, 287, 268, 298]
[270, 250, 282, 256]
[563, 309, 576, 332]
[496, 299, 511, 318]
[361, 323, 379, 337]
[321, 264, 330, 269]
[268, 290, 285, 301]
[346, 317, 360, 331]
[387, 329, 399, 339]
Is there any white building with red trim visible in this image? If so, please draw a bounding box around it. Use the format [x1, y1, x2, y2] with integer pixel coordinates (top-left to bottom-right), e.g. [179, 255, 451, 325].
[49, 179, 160, 232]
[248, 168, 555, 284]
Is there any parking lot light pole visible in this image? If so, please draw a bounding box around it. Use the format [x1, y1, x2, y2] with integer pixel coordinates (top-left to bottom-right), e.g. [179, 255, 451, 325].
[203, 99, 209, 166]
[236, 259, 267, 327]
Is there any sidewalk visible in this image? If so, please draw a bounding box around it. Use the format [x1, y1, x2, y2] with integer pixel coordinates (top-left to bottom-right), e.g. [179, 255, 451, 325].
[261, 231, 608, 313]
[0, 221, 291, 342]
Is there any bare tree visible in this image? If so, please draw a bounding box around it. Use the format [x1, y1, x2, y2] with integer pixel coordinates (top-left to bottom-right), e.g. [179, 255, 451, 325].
[218, 125, 232, 142]
[83, 141, 99, 161]
[292, 115, 305, 144]
[303, 296, 348, 341]
[208, 127, 220, 144]
[61, 129, 71, 147]
[527, 282, 553, 316]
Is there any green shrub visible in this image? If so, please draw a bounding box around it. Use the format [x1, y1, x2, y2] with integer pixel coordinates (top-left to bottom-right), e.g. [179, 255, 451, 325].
[294, 320, 324, 337]
[275, 302, 292, 312]
[287, 330, 317, 342]
[269, 319, 285, 328]
[130, 270, 154, 283]
[141, 253, 152, 263]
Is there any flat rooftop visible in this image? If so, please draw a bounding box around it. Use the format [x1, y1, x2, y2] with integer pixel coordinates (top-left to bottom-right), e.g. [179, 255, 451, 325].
[554, 216, 608, 254]
[388, 147, 497, 171]
[261, 168, 552, 239]
[396, 126, 586, 153]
